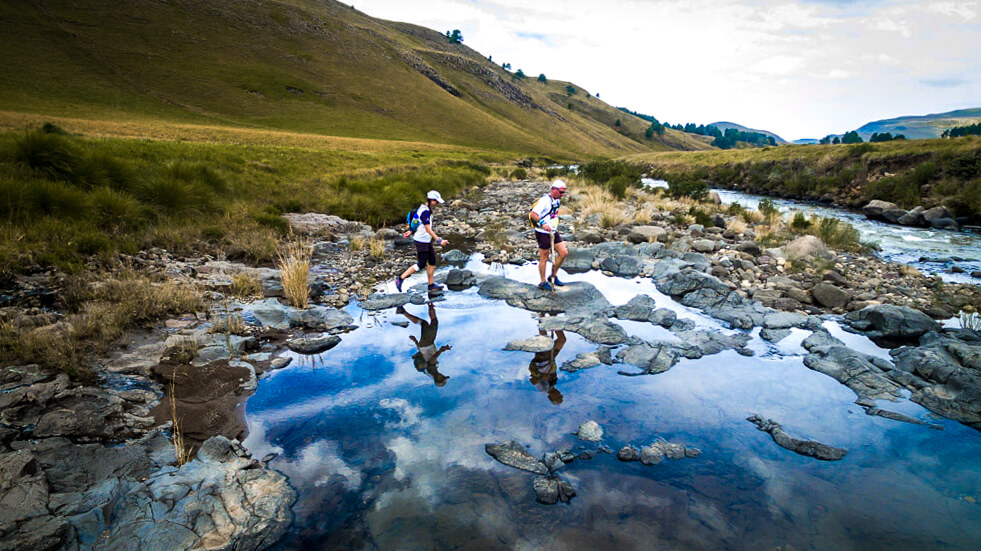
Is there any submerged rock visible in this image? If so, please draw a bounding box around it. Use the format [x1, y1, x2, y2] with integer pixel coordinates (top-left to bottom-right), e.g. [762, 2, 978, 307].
[540, 315, 628, 345]
[359, 293, 412, 311]
[747, 414, 847, 461]
[576, 420, 604, 442]
[532, 476, 576, 505]
[484, 441, 548, 475]
[504, 335, 555, 353]
[639, 438, 701, 465]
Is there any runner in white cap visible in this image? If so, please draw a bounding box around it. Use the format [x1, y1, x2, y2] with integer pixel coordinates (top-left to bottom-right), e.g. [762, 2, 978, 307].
[396, 190, 449, 293]
[529, 179, 569, 291]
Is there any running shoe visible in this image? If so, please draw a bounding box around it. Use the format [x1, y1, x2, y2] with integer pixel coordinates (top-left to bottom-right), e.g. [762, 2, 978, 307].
[538, 281, 553, 291]
[395, 276, 403, 292]
[550, 275, 566, 287]
[428, 283, 444, 292]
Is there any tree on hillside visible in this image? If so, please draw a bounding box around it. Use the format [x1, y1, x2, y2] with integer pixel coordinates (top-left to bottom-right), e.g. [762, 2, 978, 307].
[832, 136, 841, 144]
[841, 130, 863, 144]
[614, 119, 621, 127]
[537, 74, 547, 83]
[514, 69, 526, 80]
[565, 85, 577, 96]
[502, 62, 511, 71]
[819, 135, 834, 145]
[445, 29, 463, 43]
[942, 122, 981, 138]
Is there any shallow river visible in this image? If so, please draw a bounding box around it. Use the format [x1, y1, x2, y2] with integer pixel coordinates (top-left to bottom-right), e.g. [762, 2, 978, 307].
[714, 187, 981, 284]
[245, 259, 981, 550]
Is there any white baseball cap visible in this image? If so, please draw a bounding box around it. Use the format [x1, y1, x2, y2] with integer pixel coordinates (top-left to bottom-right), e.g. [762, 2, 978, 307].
[551, 179, 567, 190]
[427, 190, 445, 203]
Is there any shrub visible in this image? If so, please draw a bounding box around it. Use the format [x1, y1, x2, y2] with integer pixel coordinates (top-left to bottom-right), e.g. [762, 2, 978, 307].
[138, 176, 217, 215]
[790, 211, 811, 231]
[813, 217, 864, 252]
[510, 167, 528, 180]
[30, 180, 89, 218]
[580, 160, 643, 185]
[757, 197, 779, 219]
[666, 178, 707, 200]
[606, 175, 632, 199]
[726, 203, 745, 216]
[688, 206, 714, 227]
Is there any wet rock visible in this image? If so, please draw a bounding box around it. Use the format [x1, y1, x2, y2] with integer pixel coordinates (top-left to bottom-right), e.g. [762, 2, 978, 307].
[576, 420, 604, 442]
[760, 328, 791, 342]
[639, 438, 701, 465]
[286, 334, 341, 355]
[845, 304, 940, 341]
[897, 207, 925, 227]
[598, 255, 644, 277]
[747, 414, 847, 461]
[284, 212, 370, 236]
[650, 308, 678, 328]
[504, 335, 554, 353]
[811, 283, 852, 309]
[541, 315, 627, 345]
[485, 441, 548, 474]
[616, 342, 682, 374]
[441, 249, 469, 263]
[560, 347, 613, 372]
[445, 269, 476, 289]
[802, 331, 903, 400]
[922, 206, 953, 226]
[478, 277, 612, 315]
[614, 294, 657, 321]
[269, 356, 292, 370]
[359, 293, 412, 311]
[762, 312, 809, 330]
[616, 446, 640, 462]
[532, 476, 576, 505]
[692, 239, 717, 253]
[735, 241, 762, 256]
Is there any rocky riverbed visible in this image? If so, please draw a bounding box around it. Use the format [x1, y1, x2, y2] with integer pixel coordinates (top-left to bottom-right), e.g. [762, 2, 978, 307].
[2, 177, 981, 549]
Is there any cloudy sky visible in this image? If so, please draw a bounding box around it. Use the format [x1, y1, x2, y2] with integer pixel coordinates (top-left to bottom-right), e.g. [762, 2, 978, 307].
[356, 0, 979, 141]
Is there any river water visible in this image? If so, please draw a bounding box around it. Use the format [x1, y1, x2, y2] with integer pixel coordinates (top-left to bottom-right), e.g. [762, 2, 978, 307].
[245, 259, 981, 550]
[709, 186, 981, 284]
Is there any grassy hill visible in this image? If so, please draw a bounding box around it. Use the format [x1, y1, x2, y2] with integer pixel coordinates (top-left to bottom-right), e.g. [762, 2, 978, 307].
[0, 0, 710, 158]
[856, 108, 981, 140]
[709, 121, 787, 144]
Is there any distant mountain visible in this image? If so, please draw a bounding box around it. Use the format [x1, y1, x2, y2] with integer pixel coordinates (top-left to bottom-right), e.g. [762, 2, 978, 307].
[709, 121, 788, 144]
[792, 138, 820, 145]
[856, 108, 981, 140]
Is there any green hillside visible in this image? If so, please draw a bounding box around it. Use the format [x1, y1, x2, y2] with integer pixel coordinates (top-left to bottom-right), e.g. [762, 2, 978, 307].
[856, 108, 981, 140]
[0, 0, 710, 158]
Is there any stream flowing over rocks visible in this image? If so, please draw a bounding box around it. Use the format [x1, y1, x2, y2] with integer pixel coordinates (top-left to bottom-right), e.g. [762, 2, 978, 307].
[4, 177, 981, 549]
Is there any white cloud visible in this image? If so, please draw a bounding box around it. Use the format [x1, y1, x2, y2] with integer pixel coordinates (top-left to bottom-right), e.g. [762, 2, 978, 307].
[354, 0, 981, 152]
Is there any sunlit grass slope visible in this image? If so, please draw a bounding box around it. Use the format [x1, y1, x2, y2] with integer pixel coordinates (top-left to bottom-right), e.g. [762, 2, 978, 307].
[0, 0, 709, 158]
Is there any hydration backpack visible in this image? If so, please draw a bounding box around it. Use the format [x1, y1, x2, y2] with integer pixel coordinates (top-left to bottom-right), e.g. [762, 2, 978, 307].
[407, 208, 422, 231]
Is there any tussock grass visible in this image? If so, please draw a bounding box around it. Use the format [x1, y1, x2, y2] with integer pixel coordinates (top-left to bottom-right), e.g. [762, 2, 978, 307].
[278, 239, 312, 309]
[211, 314, 247, 336]
[169, 377, 191, 466]
[726, 218, 749, 234]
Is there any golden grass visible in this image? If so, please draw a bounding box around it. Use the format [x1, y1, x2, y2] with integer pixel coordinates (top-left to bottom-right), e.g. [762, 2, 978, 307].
[600, 211, 627, 228]
[169, 377, 191, 466]
[279, 239, 312, 309]
[368, 237, 387, 259]
[726, 218, 748, 234]
[210, 314, 247, 336]
[230, 273, 263, 298]
[347, 235, 366, 252]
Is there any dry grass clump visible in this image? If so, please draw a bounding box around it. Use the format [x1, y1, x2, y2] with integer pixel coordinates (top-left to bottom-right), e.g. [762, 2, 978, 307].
[633, 207, 653, 224]
[741, 209, 765, 225]
[574, 185, 621, 216]
[600, 210, 627, 229]
[0, 272, 203, 377]
[347, 235, 366, 252]
[210, 314, 247, 336]
[230, 273, 263, 298]
[279, 239, 312, 309]
[726, 218, 749, 234]
[368, 237, 386, 259]
[169, 377, 191, 466]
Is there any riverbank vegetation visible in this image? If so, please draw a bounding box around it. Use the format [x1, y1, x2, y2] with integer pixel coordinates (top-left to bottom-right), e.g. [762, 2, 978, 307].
[0, 122, 510, 277]
[627, 136, 981, 222]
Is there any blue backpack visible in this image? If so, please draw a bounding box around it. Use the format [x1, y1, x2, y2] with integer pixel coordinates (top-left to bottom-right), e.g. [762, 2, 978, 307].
[406, 208, 422, 231]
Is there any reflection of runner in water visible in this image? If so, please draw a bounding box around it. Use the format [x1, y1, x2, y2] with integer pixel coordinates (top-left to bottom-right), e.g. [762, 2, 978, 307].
[397, 304, 451, 387]
[529, 329, 566, 405]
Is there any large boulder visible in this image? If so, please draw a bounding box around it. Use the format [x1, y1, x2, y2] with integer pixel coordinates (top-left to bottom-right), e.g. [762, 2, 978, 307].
[810, 283, 852, 309]
[844, 304, 940, 341]
[863, 200, 900, 221]
[782, 235, 831, 260]
[627, 226, 667, 244]
[478, 277, 612, 315]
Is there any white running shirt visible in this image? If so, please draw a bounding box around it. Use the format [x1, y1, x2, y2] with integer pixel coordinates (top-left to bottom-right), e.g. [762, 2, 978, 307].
[531, 194, 560, 234]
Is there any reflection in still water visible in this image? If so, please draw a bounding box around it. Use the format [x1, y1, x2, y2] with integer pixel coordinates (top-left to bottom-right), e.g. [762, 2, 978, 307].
[398, 304, 451, 387]
[528, 328, 566, 405]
